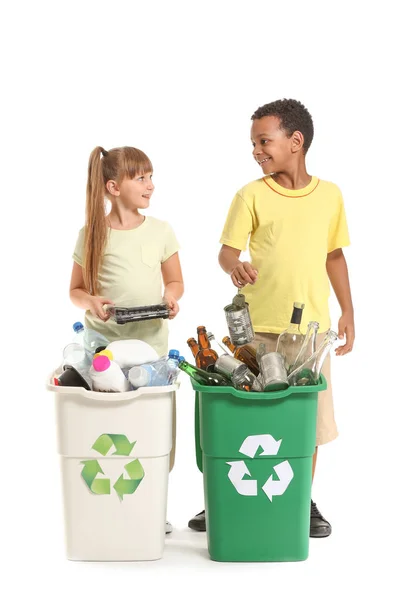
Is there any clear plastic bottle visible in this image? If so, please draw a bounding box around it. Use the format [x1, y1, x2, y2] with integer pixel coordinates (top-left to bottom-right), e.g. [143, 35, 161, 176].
[276, 302, 305, 371]
[166, 349, 181, 384]
[128, 360, 171, 388]
[72, 322, 110, 357]
[288, 330, 338, 386]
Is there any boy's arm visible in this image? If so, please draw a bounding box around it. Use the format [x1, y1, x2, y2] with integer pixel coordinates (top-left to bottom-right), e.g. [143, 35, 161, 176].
[326, 248, 355, 356]
[218, 245, 258, 288]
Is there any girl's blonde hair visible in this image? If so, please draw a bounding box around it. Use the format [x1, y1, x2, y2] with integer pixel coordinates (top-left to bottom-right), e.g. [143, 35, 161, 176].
[84, 146, 153, 295]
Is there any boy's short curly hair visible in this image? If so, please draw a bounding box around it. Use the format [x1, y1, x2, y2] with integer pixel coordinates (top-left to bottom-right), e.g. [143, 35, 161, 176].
[251, 99, 314, 153]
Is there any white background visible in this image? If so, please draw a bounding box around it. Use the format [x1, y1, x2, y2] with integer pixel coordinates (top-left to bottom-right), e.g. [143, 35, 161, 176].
[1, 1, 399, 598]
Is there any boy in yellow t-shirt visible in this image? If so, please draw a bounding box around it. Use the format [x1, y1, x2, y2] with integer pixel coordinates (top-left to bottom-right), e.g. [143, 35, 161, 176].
[188, 99, 355, 538]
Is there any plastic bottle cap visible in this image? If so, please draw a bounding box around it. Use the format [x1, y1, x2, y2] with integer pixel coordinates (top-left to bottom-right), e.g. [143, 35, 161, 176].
[178, 356, 185, 362]
[73, 322, 84, 333]
[93, 355, 111, 372]
[168, 349, 180, 359]
[129, 366, 150, 387]
[99, 349, 113, 360]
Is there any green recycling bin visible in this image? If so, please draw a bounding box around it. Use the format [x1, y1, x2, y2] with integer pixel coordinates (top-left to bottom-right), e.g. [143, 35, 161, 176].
[192, 375, 327, 562]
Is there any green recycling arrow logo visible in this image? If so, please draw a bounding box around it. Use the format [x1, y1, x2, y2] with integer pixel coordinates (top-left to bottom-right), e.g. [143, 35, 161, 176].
[80, 434, 145, 500]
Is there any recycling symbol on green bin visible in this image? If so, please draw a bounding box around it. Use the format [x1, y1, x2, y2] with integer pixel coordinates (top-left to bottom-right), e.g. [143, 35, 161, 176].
[226, 434, 294, 502]
[80, 434, 144, 500]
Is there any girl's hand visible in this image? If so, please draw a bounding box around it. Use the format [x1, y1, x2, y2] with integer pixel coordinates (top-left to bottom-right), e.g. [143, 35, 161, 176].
[230, 261, 258, 288]
[335, 312, 355, 356]
[87, 296, 114, 322]
[163, 293, 179, 319]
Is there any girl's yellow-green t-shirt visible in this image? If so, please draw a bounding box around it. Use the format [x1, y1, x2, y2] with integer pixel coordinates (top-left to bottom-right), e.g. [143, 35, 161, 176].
[220, 176, 350, 334]
[73, 216, 179, 356]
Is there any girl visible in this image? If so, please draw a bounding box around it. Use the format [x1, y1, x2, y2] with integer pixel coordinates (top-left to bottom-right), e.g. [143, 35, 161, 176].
[70, 146, 184, 356]
[70, 147, 183, 533]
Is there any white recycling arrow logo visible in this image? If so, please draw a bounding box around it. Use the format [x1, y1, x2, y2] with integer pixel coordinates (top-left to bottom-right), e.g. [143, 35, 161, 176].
[226, 433, 294, 502]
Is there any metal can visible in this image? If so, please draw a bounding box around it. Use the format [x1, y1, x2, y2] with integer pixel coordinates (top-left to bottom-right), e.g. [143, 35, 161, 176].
[258, 352, 289, 392]
[224, 302, 255, 346]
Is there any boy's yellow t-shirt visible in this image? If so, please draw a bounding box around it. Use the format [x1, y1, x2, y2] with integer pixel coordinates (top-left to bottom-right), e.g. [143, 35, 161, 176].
[220, 176, 350, 334]
[73, 216, 180, 356]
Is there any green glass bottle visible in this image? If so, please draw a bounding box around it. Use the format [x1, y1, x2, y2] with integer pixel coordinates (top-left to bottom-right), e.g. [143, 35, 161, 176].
[178, 360, 229, 386]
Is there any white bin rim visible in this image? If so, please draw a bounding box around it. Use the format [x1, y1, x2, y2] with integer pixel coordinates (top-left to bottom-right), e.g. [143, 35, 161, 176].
[47, 371, 179, 403]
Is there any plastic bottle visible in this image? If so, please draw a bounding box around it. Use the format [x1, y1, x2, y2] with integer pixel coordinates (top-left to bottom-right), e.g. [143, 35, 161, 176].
[128, 360, 171, 389]
[72, 322, 110, 357]
[62, 342, 91, 372]
[89, 355, 130, 392]
[166, 349, 181, 384]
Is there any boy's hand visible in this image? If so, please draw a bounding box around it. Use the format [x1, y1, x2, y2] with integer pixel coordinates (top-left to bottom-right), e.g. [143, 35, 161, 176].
[335, 312, 355, 356]
[88, 296, 114, 322]
[163, 293, 179, 319]
[230, 261, 258, 288]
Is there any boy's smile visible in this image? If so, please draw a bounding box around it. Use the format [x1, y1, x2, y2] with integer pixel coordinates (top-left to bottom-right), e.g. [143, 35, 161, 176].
[251, 115, 294, 175]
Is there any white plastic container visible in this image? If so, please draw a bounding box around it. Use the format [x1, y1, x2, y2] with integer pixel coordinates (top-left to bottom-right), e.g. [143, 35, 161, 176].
[89, 355, 130, 393]
[47, 372, 177, 561]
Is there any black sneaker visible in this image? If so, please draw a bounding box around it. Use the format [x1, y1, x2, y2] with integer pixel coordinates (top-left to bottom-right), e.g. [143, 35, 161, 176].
[188, 509, 206, 532]
[310, 500, 332, 537]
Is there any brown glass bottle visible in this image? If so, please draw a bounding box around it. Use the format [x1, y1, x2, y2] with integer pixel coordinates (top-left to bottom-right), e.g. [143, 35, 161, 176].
[196, 326, 218, 372]
[187, 337, 200, 359]
[222, 335, 259, 376]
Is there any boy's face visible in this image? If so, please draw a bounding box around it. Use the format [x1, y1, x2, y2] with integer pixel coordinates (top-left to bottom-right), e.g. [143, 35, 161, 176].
[251, 116, 295, 175]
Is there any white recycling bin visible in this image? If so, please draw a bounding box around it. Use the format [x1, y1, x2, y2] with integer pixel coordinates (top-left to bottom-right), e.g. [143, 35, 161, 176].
[47, 373, 177, 561]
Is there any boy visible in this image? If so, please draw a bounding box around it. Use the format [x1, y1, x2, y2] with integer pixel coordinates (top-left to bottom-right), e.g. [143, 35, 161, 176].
[189, 99, 355, 537]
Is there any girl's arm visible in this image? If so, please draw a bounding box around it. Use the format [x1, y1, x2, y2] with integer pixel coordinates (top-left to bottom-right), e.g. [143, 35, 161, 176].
[161, 252, 184, 319]
[326, 248, 355, 356]
[70, 261, 113, 322]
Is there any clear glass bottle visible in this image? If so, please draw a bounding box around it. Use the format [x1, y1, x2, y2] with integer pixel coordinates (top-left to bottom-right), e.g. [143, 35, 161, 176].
[290, 321, 319, 374]
[288, 330, 338, 386]
[207, 331, 230, 356]
[276, 302, 305, 371]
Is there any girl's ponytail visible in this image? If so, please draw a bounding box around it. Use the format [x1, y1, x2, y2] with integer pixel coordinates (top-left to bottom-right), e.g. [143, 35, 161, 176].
[82, 145, 153, 296]
[84, 146, 108, 296]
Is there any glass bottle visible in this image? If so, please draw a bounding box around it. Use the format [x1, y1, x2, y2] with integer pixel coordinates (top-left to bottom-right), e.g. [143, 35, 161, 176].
[187, 337, 200, 359]
[288, 330, 338, 386]
[178, 360, 229, 386]
[196, 326, 218, 371]
[214, 354, 261, 392]
[276, 302, 305, 371]
[206, 331, 230, 355]
[290, 321, 319, 374]
[222, 335, 259, 376]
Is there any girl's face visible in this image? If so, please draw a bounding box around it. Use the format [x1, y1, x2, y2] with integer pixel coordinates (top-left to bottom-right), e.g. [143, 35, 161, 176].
[115, 172, 154, 209]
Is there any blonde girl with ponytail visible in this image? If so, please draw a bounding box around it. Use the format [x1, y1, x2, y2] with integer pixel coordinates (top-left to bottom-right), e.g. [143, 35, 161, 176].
[70, 146, 184, 357]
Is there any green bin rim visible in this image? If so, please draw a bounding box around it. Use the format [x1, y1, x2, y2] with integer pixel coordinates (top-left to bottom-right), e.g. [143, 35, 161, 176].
[191, 373, 327, 399]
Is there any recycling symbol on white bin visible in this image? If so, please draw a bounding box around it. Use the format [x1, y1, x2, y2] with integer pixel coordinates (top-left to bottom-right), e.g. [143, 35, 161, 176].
[226, 434, 294, 502]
